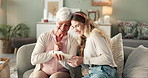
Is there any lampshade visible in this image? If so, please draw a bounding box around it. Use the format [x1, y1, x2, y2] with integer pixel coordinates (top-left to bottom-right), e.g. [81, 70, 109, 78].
[102, 6, 113, 24]
[102, 6, 113, 15]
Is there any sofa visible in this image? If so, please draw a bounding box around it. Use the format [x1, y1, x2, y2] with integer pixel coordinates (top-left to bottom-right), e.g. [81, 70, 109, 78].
[16, 43, 136, 78]
[123, 39, 148, 48]
[118, 20, 148, 48]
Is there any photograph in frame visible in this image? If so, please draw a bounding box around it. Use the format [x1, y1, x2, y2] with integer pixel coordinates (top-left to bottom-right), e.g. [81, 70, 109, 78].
[92, 0, 111, 6]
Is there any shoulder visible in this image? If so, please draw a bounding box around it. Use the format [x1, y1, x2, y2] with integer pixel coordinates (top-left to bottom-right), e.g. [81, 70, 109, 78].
[39, 31, 52, 38]
[89, 28, 105, 42]
[90, 28, 101, 38]
[67, 33, 78, 44]
[68, 33, 77, 40]
[37, 31, 53, 42]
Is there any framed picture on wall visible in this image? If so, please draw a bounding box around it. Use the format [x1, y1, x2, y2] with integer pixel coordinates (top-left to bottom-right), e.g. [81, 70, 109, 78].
[87, 10, 99, 21]
[91, 0, 111, 6]
[43, 0, 63, 22]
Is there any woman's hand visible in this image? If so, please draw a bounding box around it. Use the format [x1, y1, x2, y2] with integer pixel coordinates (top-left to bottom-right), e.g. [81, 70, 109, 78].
[68, 56, 83, 67]
[54, 53, 64, 61]
[54, 42, 62, 51]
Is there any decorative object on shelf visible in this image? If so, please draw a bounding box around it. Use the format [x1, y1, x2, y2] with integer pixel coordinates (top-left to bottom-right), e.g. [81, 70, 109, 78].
[91, 0, 111, 6]
[102, 6, 112, 24]
[87, 10, 99, 21]
[43, 0, 63, 22]
[98, 17, 104, 24]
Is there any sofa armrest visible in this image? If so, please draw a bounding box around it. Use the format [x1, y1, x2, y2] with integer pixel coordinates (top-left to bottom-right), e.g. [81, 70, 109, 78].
[123, 46, 135, 63]
[16, 43, 36, 78]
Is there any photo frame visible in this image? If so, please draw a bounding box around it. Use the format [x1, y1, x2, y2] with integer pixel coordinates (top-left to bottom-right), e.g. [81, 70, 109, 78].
[91, 0, 111, 6]
[87, 10, 99, 21]
[43, 0, 63, 22]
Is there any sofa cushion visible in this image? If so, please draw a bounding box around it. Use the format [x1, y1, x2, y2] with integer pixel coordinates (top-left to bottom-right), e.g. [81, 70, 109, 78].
[137, 22, 148, 40]
[111, 33, 124, 78]
[123, 45, 148, 78]
[23, 69, 34, 78]
[118, 20, 138, 39]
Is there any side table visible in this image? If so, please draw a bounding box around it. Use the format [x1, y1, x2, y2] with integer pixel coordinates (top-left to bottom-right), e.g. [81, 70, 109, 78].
[0, 58, 10, 78]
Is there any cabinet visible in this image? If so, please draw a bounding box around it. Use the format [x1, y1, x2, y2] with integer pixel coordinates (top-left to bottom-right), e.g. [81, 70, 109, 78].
[36, 22, 111, 38]
[36, 22, 56, 38]
[99, 24, 111, 38]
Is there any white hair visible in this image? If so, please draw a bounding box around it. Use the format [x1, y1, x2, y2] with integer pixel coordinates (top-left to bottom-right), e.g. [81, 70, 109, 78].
[56, 7, 72, 21]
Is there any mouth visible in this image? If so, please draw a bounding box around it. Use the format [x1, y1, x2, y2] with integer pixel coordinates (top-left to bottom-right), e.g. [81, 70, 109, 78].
[76, 31, 81, 34]
[59, 29, 65, 32]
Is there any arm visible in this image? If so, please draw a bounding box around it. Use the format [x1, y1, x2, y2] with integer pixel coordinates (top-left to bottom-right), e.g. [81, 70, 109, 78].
[84, 32, 112, 65]
[31, 32, 55, 65]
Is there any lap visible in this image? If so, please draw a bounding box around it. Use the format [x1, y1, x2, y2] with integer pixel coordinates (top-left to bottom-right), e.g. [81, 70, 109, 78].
[29, 70, 71, 78]
[50, 72, 71, 78]
[83, 65, 118, 78]
[29, 70, 48, 78]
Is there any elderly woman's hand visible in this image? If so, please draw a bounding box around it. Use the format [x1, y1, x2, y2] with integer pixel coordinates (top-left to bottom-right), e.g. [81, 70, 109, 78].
[54, 42, 62, 51]
[54, 53, 65, 61]
[68, 56, 83, 67]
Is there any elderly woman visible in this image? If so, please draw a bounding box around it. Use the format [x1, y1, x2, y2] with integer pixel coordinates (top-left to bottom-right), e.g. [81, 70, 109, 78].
[29, 7, 78, 78]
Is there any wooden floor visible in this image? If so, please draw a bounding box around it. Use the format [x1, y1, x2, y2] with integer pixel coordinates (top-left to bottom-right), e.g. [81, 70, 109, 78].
[0, 53, 18, 78]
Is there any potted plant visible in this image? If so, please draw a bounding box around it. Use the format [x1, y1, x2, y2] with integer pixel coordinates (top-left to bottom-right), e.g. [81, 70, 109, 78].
[0, 23, 30, 54]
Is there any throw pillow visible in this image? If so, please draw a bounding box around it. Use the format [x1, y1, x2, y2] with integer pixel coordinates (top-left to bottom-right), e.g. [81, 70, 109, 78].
[111, 33, 124, 78]
[123, 45, 148, 78]
[118, 20, 138, 39]
[137, 22, 148, 40]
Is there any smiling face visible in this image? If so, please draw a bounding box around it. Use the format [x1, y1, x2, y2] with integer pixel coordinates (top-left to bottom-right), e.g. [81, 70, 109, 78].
[56, 20, 71, 35]
[71, 20, 85, 36]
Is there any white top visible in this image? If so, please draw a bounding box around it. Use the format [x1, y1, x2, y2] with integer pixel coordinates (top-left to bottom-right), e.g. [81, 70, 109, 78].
[83, 28, 117, 67]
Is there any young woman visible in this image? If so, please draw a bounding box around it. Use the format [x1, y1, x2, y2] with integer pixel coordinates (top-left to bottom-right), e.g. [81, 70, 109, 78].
[29, 7, 78, 78]
[68, 12, 118, 78]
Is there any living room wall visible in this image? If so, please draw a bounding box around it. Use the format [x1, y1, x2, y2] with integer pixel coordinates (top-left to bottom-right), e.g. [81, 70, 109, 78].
[6, 0, 43, 37]
[0, 0, 148, 37]
[65, 0, 148, 36]
[0, 0, 7, 24]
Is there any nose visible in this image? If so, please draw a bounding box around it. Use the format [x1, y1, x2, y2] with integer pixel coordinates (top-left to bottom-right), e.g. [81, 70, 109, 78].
[60, 24, 65, 30]
[74, 27, 79, 32]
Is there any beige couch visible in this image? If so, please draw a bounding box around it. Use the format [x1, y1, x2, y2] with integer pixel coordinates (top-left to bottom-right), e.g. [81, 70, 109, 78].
[16, 43, 135, 78]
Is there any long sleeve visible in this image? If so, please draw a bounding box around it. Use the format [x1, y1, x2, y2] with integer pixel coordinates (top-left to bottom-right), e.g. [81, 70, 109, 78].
[31, 32, 55, 65]
[83, 29, 117, 67]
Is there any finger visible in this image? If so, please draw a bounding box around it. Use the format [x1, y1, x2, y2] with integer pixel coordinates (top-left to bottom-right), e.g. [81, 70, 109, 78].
[60, 54, 64, 60]
[73, 56, 80, 59]
[54, 54, 58, 59]
[68, 60, 73, 63]
[58, 54, 62, 60]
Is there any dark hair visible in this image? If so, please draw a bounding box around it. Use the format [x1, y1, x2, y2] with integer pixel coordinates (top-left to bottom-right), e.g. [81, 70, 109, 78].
[71, 12, 87, 56]
[71, 12, 86, 23]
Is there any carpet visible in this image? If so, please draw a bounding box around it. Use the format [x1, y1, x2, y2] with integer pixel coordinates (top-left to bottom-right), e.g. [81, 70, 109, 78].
[0, 54, 18, 78]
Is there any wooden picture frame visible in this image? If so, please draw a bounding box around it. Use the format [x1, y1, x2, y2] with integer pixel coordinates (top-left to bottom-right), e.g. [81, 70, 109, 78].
[87, 10, 99, 21]
[43, 0, 63, 22]
[92, 0, 111, 6]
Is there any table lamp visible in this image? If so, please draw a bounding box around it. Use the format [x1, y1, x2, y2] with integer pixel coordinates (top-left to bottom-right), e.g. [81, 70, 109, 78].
[102, 6, 113, 24]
